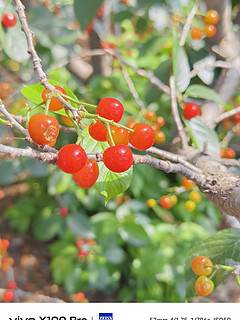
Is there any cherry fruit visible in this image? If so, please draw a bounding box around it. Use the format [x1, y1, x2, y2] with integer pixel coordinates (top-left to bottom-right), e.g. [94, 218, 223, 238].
[103, 144, 133, 173]
[129, 123, 155, 150]
[28, 114, 59, 146]
[73, 159, 99, 188]
[192, 256, 213, 276]
[159, 195, 172, 209]
[204, 10, 219, 25]
[1, 13, 17, 28]
[42, 86, 67, 111]
[181, 176, 195, 190]
[107, 125, 129, 146]
[195, 276, 214, 296]
[2, 290, 14, 302]
[96, 97, 124, 123]
[57, 144, 87, 174]
[190, 27, 203, 40]
[204, 24, 216, 38]
[183, 103, 201, 119]
[89, 121, 108, 142]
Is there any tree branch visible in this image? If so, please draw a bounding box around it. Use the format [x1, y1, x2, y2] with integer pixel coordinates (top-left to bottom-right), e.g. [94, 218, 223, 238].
[14, 0, 79, 119]
[169, 76, 188, 150]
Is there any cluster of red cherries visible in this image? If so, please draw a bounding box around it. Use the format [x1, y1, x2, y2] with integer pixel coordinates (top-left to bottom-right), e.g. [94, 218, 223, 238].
[27, 86, 155, 189]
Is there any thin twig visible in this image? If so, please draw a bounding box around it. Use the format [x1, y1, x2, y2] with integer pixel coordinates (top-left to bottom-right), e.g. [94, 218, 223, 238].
[105, 49, 171, 95]
[215, 105, 240, 124]
[0, 100, 28, 136]
[190, 60, 233, 78]
[14, 0, 78, 118]
[169, 76, 188, 149]
[115, 51, 146, 111]
[179, 2, 199, 47]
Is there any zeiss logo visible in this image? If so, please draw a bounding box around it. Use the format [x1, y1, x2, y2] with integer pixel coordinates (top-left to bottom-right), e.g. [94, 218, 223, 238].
[99, 313, 113, 320]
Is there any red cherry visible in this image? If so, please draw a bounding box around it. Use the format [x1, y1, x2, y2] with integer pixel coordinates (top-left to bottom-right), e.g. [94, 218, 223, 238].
[6, 281, 17, 290]
[1, 13, 17, 28]
[42, 86, 67, 111]
[2, 290, 14, 302]
[28, 114, 59, 146]
[76, 249, 89, 259]
[107, 125, 129, 146]
[129, 123, 155, 150]
[1, 239, 10, 250]
[103, 144, 133, 173]
[57, 144, 87, 174]
[233, 112, 240, 125]
[89, 121, 108, 142]
[183, 103, 201, 119]
[97, 97, 124, 123]
[75, 238, 85, 248]
[159, 195, 172, 209]
[73, 159, 99, 188]
[59, 207, 69, 217]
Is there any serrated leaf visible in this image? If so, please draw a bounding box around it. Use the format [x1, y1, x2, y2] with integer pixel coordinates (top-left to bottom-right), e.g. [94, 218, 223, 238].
[185, 229, 240, 298]
[81, 128, 133, 203]
[74, 0, 104, 31]
[172, 31, 190, 92]
[184, 84, 224, 105]
[185, 117, 220, 156]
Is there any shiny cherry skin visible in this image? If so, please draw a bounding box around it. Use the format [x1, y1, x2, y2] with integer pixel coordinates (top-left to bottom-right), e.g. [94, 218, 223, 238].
[1, 13, 17, 28]
[195, 276, 214, 296]
[183, 103, 201, 119]
[73, 159, 99, 188]
[129, 123, 155, 150]
[204, 24, 216, 38]
[57, 144, 87, 174]
[28, 114, 59, 146]
[204, 10, 219, 25]
[103, 144, 133, 173]
[89, 121, 108, 142]
[96, 97, 124, 123]
[191, 256, 213, 276]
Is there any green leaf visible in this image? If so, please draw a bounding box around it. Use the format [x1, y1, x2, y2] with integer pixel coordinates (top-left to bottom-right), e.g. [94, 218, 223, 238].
[0, 19, 29, 62]
[33, 209, 66, 241]
[21, 79, 78, 110]
[95, 163, 133, 205]
[81, 128, 133, 204]
[185, 117, 220, 157]
[121, 221, 150, 247]
[74, 0, 104, 31]
[184, 85, 224, 106]
[66, 211, 95, 238]
[185, 229, 240, 298]
[172, 30, 190, 92]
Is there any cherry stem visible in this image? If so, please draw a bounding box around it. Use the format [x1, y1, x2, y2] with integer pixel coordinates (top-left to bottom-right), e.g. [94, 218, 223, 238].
[59, 92, 97, 109]
[82, 112, 135, 133]
[45, 98, 51, 115]
[235, 275, 240, 288]
[106, 123, 115, 146]
[0, 117, 8, 125]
